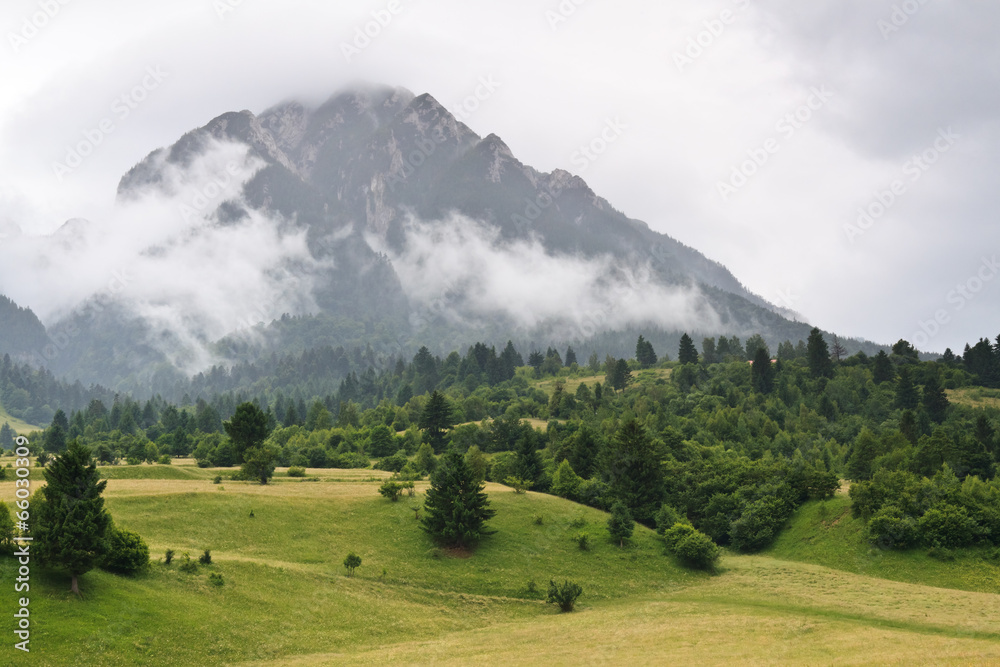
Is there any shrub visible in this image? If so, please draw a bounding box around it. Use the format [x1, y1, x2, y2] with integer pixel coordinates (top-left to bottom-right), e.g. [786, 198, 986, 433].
[378, 480, 404, 501]
[867, 504, 918, 549]
[575, 532, 590, 551]
[164, 549, 174, 565]
[918, 504, 980, 548]
[532, 514, 544, 526]
[212, 475, 222, 484]
[157, 454, 171, 465]
[655, 504, 682, 536]
[607, 501, 634, 546]
[504, 476, 533, 494]
[729, 496, 790, 552]
[199, 549, 212, 565]
[343, 552, 362, 576]
[287, 466, 306, 478]
[374, 450, 408, 473]
[662, 523, 698, 552]
[673, 531, 721, 570]
[101, 525, 150, 575]
[547, 579, 583, 612]
[568, 515, 587, 529]
[178, 553, 198, 573]
[522, 579, 541, 598]
[208, 572, 224, 586]
[0, 503, 16, 555]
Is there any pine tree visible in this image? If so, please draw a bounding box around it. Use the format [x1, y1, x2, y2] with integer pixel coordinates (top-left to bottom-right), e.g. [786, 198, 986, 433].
[607, 501, 635, 547]
[872, 350, 895, 384]
[564, 346, 578, 367]
[599, 420, 664, 525]
[636, 335, 658, 368]
[677, 333, 698, 365]
[422, 449, 496, 549]
[894, 366, 920, 410]
[806, 328, 834, 379]
[750, 346, 774, 393]
[419, 390, 454, 452]
[922, 373, 949, 423]
[35, 440, 113, 595]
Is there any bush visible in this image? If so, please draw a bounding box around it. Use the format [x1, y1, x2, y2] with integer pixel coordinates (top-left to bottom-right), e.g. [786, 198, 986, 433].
[729, 496, 790, 552]
[343, 552, 362, 576]
[662, 523, 698, 552]
[287, 466, 306, 478]
[101, 525, 150, 575]
[547, 579, 583, 612]
[532, 514, 544, 525]
[199, 549, 212, 565]
[918, 504, 980, 548]
[867, 504, 918, 549]
[157, 454, 171, 465]
[208, 572, 224, 586]
[212, 476, 222, 484]
[504, 477, 533, 494]
[374, 450, 408, 473]
[673, 531, 721, 570]
[575, 532, 590, 551]
[178, 553, 198, 573]
[379, 480, 405, 501]
[655, 504, 682, 536]
[164, 549, 174, 565]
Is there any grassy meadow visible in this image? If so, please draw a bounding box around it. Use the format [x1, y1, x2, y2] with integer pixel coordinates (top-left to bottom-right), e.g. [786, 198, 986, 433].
[3, 460, 1000, 665]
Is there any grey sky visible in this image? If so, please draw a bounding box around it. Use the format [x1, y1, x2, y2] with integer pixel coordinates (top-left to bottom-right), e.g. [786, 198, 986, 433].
[1, 0, 997, 354]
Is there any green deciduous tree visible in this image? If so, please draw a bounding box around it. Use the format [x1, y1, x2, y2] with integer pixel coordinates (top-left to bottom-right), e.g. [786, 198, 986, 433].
[35, 440, 113, 595]
[343, 552, 361, 576]
[223, 402, 271, 462]
[101, 524, 150, 574]
[422, 449, 496, 549]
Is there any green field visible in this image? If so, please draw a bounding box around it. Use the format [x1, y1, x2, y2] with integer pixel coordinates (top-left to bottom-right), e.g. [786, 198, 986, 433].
[3, 463, 1000, 665]
[0, 400, 43, 436]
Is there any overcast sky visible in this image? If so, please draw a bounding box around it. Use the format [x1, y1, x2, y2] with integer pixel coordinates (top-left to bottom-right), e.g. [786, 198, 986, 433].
[1, 0, 998, 354]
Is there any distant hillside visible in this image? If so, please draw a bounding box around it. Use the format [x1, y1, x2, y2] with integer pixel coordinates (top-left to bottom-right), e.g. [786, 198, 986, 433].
[0, 293, 46, 359]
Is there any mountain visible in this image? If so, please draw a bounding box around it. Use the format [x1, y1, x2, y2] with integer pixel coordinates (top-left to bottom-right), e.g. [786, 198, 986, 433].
[38, 83, 860, 393]
[0, 294, 47, 359]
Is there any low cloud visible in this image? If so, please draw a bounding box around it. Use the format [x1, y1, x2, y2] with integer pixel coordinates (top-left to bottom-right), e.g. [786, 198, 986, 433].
[0, 140, 324, 374]
[370, 213, 721, 340]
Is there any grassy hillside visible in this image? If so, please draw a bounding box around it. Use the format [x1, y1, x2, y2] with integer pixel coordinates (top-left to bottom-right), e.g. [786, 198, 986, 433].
[767, 494, 1000, 594]
[946, 386, 1000, 410]
[0, 400, 43, 435]
[3, 464, 1000, 665]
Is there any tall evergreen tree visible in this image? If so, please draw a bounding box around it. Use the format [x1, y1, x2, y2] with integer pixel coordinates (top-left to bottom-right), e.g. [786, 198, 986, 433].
[636, 335, 658, 368]
[421, 449, 496, 549]
[922, 373, 950, 423]
[0, 422, 15, 450]
[419, 390, 454, 452]
[599, 420, 664, 525]
[806, 327, 834, 379]
[35, 440, 113, 595]
[750, 347, 774, 394]
[894, 366, 920, 410]
[701, 337, 718, 364]
[677, 334, 699, 365]
[607, 501, 635, 547]
[564, 346, 578, 367]
[872, 350, 895, 384]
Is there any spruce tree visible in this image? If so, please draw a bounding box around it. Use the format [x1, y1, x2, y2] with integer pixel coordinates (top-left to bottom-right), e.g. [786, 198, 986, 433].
[872, 350, 895, 384]
[419, 390, 454, 452]
[35, 440, 112, 595]
[607, 501, 635, 547]
[422, 449, 496, 549]
[894, 366, 920, 410]
[224, 402, 271, 461]
[922, 373, 950, 423]
[806, 328, 834, 379]
[750, 347, 774, 393]
[677, 333, 698, 365]
[599, 420, 664, 525]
